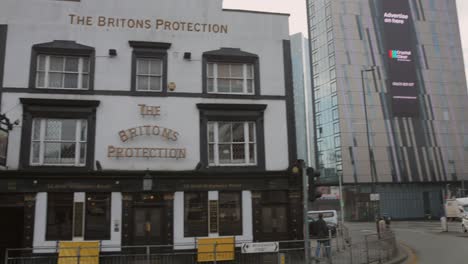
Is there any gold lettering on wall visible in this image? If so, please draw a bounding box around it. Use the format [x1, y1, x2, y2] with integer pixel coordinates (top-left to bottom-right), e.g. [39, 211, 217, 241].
[68, 14, 228, 34]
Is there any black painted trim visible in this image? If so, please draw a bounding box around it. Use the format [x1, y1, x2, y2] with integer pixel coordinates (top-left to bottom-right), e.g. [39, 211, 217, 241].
[19, 98, 100, 171]
[1, 87, 286, 100]
[29, 40, 95, 90]
[130, 44, 169, 94]
[197, 103, 267, 172]
[128, 41, 171, 50]
[202, 48, 260, 96]
[222, 9, 290, 17]
[282, 40, 297, 166]
[0, 25, 7, 111]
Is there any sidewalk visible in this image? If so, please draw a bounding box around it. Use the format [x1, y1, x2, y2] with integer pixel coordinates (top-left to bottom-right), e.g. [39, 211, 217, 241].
[309, 224, 399, 264]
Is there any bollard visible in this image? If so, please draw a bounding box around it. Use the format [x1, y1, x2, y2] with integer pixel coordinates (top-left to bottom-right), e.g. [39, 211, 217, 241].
[440, 216, 448, 232]
[4, 248, 8, 264]
[146, 245, 150, 264]
[365, 236, 370, 264]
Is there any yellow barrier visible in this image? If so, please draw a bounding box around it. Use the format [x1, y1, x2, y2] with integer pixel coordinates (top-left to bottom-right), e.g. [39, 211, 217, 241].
[197, 237, 235, 262]
[58, 241, 100, 264]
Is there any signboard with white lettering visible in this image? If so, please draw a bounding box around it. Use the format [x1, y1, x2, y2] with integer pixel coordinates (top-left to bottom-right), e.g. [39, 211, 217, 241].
[241, 242, 279, 254]
[382, 0, 419, 117]
[370, 193, 380, 201]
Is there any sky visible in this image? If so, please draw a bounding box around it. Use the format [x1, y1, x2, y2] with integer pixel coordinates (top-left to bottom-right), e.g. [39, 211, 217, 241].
[223, 0, 468, 83]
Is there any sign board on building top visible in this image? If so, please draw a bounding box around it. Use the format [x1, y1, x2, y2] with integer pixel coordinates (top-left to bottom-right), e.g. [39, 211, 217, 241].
[68, 14, 229, 34]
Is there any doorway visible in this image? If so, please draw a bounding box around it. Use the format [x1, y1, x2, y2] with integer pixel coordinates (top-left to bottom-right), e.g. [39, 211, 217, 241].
[0, 207, 24, 264]
[133, 206, 166, 245]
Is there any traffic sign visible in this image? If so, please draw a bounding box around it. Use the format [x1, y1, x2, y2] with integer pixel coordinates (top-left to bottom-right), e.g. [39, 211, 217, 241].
[370, 193, 380, 201]
[241, 242, 279, 254]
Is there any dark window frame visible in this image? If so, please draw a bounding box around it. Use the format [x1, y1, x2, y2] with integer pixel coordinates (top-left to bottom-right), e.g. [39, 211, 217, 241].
[218, 191, 243, 236]
[84, 193, 111, 240]
[197, 103, 266, 172]
[129, 41, 170, 94]
[19, 98, 99, 171]
[202, 48, 260, 95]
[46, 193, 74, 241]
[29, 40, 95, 90]
[184, 191, 209, 237]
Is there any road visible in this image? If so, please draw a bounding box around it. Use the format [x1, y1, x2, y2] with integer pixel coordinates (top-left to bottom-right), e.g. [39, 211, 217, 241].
[346, 221, 468, 264]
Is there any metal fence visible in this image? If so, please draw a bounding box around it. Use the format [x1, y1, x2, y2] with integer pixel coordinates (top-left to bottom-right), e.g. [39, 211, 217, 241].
[5, 229, 397, 264]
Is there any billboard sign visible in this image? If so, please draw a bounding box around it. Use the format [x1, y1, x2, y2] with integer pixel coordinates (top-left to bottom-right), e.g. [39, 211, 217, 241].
[382, 0, 419, 117]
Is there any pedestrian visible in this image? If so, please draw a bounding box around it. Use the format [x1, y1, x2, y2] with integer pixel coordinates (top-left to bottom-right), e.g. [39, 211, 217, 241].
[315, 213, 331, 259]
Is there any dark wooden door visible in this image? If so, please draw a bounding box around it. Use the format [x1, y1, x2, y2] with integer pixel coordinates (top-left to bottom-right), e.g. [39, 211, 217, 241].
[0, 207, 24, 264]
[133, 207, 165, 245]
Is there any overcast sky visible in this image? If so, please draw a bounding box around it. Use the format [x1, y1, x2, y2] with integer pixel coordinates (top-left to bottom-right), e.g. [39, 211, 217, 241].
[223, 0, 468, 82]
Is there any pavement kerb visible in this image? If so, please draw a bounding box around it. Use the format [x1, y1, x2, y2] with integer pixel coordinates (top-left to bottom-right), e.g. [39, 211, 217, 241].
[383, 242, 410, 264]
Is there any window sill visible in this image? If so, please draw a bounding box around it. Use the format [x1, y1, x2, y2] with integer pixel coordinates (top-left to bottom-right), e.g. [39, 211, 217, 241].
[35, 87, 90, 90]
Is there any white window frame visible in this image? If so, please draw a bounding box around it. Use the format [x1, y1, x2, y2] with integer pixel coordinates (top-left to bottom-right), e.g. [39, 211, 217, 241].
[135, 58, 163, 92]
[36, 55, 90, 89]
[30, 118, 87, 166]
[208, 121, 257, 166]
[207, 63, 255, 95]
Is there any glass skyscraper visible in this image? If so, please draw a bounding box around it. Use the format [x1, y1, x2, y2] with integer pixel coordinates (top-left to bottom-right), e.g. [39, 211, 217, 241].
[305, 0, 468, 220]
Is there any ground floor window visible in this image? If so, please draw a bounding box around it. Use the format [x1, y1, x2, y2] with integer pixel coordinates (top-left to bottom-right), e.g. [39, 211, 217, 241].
[46, 193, 111, 241]
[46, 193, 73, 240]
[85, 193, 111, 240]
[219, 192, 242, 236]
[184, 192, 208, 237]
[184, 191, 243, 237]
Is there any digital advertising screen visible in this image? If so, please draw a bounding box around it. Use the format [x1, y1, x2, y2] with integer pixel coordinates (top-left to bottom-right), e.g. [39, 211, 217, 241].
[382, 0, 419, 117]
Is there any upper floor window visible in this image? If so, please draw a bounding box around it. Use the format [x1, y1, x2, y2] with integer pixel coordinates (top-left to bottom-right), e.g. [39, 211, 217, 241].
[197, 104, 266, 171]
[36, 55, 89, 89]
[203, 48, 259, 95]
[30, 41, 95, 90]
[129, 41, 170, 93]
[136, 58, 163, 91]
[31, 118, 87, 166]
[207, 63, 254, 94]
[20, 98, 99, 170]
[208, 121, 256, 166]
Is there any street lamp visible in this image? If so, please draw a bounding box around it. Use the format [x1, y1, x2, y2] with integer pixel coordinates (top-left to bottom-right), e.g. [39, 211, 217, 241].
[361, 67, 378, 220]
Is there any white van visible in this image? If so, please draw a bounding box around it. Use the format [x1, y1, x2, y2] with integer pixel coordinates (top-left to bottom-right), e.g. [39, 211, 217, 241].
[457, 198, 468, 232]
[445, 197, 468, 221]
[307, 210, 338, 225]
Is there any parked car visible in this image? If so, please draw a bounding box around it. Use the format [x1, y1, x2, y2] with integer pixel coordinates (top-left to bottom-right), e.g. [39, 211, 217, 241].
[308, 210, 338, 238]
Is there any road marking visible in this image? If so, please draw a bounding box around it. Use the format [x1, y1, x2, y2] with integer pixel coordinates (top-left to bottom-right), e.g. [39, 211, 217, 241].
[400, 242, 418, 264]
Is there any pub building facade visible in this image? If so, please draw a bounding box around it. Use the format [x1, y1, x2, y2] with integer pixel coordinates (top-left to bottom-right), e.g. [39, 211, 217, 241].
[0, 0, 303, 255]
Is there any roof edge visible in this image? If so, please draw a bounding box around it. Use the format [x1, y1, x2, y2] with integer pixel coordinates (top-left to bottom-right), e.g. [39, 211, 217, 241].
[222, 8, 290, 17]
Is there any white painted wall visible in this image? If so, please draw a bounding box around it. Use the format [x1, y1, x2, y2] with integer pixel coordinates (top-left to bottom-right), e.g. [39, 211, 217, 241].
[33, 192, 122, 253]
[0, 0, 291, 172]
[0, 0, 288, 96]
[173, 191, 253, 250]
[2, 93, 289, 171]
